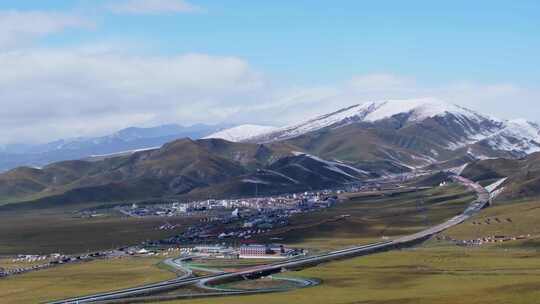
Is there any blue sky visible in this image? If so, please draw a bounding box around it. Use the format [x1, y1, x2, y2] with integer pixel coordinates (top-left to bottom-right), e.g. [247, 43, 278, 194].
[9, 0, 538, 84]
[0, 0, 539, 143]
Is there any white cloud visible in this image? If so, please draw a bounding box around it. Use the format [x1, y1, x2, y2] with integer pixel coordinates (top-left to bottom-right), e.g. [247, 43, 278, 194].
[0, 10, 94, 49]
[228, 73, 540, 127]
[108, 0, 202, 15]
[0, 43, 537, 146]
[0, 48, 264, 144]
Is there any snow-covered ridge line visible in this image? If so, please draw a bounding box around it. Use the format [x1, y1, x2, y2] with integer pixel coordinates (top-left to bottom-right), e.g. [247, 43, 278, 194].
[204, 124, 277, 142]
[88, 146, 160, 158]
[360, 98, 490, 123]
[250, 98, 497, 143]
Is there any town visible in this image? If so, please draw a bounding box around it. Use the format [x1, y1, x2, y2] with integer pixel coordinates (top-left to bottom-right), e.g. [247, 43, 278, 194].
[114, 189, 345, 244]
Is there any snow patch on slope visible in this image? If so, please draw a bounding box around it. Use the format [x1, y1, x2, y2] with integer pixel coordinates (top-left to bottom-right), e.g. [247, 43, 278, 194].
[483, 119, 540, 154]
[242, 178, 270, 185]
[293, 152, 369, 178]
[264, 169, 300, 184]
[486, 177, 508, 200]
[89, 146, 160, 158]
[204, 124, 278, 142]
[486, 177, 508, 193]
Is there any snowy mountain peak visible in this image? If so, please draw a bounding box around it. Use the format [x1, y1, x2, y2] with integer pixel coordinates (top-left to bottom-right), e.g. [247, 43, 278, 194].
[203, 124, 278, 142]
[359, 98, 489, 122]
[251, 98, 492, 143]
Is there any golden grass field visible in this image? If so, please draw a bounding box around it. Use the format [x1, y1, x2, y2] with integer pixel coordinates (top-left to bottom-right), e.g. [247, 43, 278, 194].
[0, 257, 174, 304]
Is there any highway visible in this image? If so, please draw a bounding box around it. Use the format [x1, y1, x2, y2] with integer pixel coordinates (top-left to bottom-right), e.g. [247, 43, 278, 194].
[50, 174, 490, 304]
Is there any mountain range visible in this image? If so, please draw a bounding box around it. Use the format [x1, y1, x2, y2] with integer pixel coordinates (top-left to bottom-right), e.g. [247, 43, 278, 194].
[249, 98, 540, 161]
[206, 98, 539, 173]
[2, 98, 540, 208]
[0, 123, 230, 172]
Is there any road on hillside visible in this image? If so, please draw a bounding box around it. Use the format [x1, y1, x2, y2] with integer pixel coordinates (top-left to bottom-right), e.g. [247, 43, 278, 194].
[50, 175, 490, 304]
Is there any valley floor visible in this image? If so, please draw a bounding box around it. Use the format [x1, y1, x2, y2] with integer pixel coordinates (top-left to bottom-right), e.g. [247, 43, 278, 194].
[1, 188, 539, 304]
[0, 256, 174, 304]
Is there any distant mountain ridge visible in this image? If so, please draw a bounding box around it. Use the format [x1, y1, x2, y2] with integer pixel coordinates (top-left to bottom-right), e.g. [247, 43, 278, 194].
[0, 123, 230, 172]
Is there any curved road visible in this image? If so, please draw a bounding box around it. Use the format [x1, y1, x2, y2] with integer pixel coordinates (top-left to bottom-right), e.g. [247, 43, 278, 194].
[50, 174, 489, 304]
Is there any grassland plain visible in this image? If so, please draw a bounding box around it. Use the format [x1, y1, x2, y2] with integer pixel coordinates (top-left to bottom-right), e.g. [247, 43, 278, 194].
[162, 245, 540, 304]
[0, 207, 200, 255]
[0, 256, 174, 304]
[443, 199, 540, 243]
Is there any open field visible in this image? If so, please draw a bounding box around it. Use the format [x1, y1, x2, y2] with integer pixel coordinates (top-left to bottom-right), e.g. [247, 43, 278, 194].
[256, 185, 474, 251]
[164, 245, 540, 304]
[0, 209, 199, 255]
[443, 199, 540, 244]
[0, 256, 174, 304]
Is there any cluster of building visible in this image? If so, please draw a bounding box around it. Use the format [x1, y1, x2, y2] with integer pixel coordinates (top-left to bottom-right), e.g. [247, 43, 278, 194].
[114, 191, 341, 245]
[115, 190, 340, 219]
[95, 243, 303, 260]
[188, 243, 302, 259]
[153, 199, 336, 246]
[0, 248, 146, 278]
[459, 234, 532, 246]
[0, 253, 101, 278]
[437, 234, 532, 247]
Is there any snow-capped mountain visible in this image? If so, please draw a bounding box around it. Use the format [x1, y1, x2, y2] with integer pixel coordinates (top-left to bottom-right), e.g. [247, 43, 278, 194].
[204, 124, 277, 142]
[251, 98, 497, 143]
[247, 98, 540, 169]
